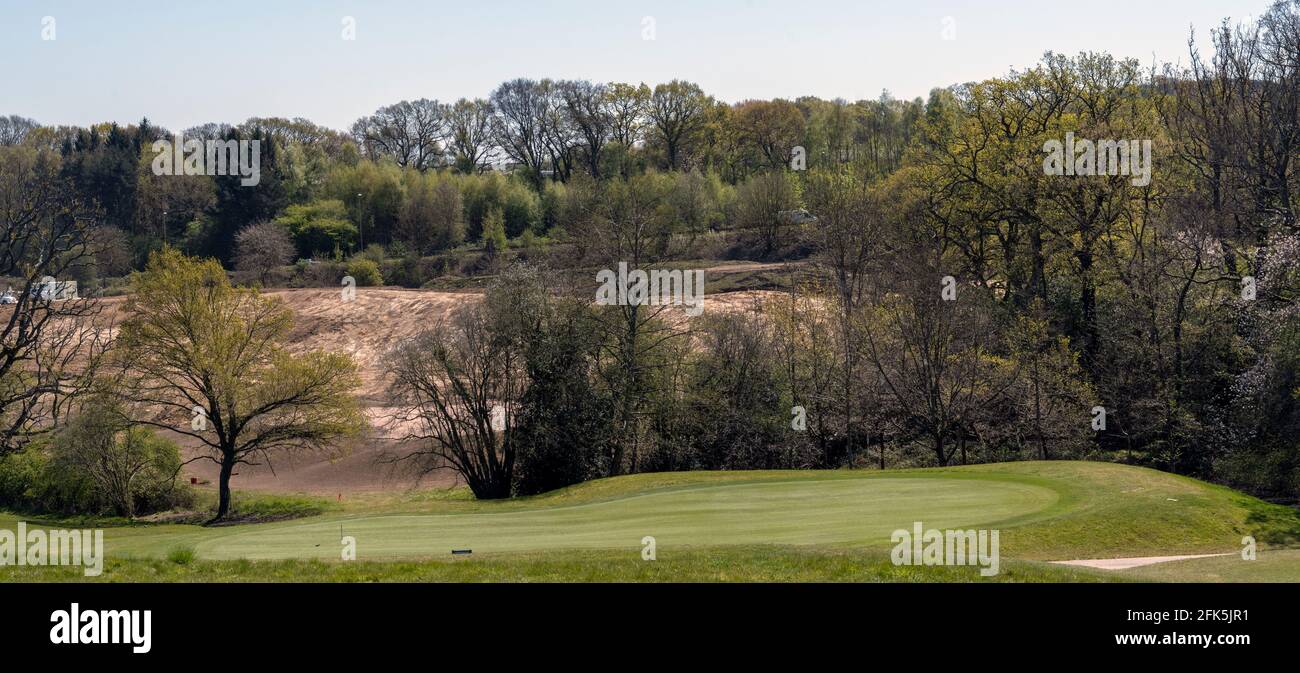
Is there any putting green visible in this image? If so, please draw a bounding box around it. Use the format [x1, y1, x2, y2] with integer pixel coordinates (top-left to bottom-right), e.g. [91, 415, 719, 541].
[192, 476, 1058, 560]
[9, 461, 1296, 579]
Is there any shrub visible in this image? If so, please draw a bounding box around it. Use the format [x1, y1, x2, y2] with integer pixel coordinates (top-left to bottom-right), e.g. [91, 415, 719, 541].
[276, 200, 358, 258]
[346, 258, 383, 286]
[0, 445, 46, 508]
[49, 399, 192, 517]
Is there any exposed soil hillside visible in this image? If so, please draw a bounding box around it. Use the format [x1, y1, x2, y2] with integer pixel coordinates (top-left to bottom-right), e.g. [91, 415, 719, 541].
[90, 285, 780, 493]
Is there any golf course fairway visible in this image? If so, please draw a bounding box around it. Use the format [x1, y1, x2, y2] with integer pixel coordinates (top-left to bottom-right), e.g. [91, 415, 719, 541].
[4, 461, 1299, 581]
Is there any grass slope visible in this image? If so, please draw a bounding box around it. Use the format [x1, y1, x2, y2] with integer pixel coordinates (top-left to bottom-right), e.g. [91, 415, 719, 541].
[2, 461, 1297, 582]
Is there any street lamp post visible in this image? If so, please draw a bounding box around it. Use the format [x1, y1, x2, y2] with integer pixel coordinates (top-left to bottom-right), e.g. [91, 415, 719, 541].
[356, 192, 364, 250]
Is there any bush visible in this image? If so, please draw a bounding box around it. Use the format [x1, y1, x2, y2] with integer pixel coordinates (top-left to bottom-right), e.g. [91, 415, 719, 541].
[276, 200, 358, 258]
[48, 400, 192, 517]
[0, 445, 46, 508]
[0, 442, 100, 516]
[346, 258, 383, 287]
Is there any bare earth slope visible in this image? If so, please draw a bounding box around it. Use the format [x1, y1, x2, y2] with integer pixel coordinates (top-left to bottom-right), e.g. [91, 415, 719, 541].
[101, 286, 778, 494]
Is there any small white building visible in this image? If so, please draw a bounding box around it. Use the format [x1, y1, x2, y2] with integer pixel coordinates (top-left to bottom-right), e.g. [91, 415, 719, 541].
[29, 278, 78, 301]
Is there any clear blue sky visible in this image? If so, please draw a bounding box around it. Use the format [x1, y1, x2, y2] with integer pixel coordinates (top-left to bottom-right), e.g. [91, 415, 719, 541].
[0, 0, 1270, 133]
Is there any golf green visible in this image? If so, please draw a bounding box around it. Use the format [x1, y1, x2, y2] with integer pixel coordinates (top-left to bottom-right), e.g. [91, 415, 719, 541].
[192, 475, 1058, 560]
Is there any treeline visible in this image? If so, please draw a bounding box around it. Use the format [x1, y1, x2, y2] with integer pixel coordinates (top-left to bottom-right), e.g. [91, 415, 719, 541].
[0, 75, 921, 282]
[2, 2, 1298, 510]
[385, 2, 1300, 502]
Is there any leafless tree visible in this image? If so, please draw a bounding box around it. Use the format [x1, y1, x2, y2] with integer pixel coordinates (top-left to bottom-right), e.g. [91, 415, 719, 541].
[234, 221, 296, 284]
[559, 80, 613, 177]
[0, 115, 39, 146]
[387, 304, 525, 499]
[0, 146, 108, 454]
[490, 79, 551, 188]
[350, 99, 447, 170]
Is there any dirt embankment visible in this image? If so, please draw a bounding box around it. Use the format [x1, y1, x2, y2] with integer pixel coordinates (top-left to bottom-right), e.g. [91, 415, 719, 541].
[96, 285, 782, 493]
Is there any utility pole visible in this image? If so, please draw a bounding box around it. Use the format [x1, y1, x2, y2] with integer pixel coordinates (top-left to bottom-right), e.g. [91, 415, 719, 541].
[356, 192, 364, 250]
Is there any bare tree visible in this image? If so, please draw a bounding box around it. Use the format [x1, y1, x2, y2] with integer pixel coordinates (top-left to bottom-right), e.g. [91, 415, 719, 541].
[560, 80, 613, 177]
[0, 115, 39, 146]
[490, 79, 551, 188]
[0, 146, 107, 454]
[350, 99, 447, 170]
[234, 221, 295, 284]
[387, 303, 525, 499]
[539, 81, 580, 183]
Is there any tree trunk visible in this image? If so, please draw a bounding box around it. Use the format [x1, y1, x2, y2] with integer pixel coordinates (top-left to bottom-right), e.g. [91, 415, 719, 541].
[213, 453, 235, 524]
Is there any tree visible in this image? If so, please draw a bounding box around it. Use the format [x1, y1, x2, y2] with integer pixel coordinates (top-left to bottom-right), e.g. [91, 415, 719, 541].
[578, 175, 689, 474]
[607, 83, 650, 148]
[0, 115, 39, 146]
[477, 265, 612, 494]
[350, 99, 447, 170]
[1003, 304, 1094, 460]
[234, 221, 295, 284]
[491, 79, 551, 189]
[803, 169, 878, 464]
[111, 249, 364, 521]
[275, 199, 357, 258]
[398, 171, 464, 253]
[648, 80, 710, 170]
[207, 127, 287, 264]
[387, 301, 526, 500]
[445, 98, 495, 173]
[480, 207, 508, 260]
[559, 80, 613, 177]
[861, 228, 1011, 466]
[734, 99, 806, 170]
[733, 170, 798, 256]
[0, 145, 108, 454]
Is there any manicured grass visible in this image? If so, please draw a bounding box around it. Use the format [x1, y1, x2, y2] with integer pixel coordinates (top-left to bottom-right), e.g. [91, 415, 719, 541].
[2, 461, 1297, 582]
[192, 474, 1057, 560]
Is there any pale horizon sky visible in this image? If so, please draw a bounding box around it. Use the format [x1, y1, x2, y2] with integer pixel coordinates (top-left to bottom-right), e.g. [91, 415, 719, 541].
[0, 0, 1272, 133]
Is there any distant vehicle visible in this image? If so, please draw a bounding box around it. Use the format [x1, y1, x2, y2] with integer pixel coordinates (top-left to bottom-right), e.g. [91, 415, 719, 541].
[0, 291, 16, 305]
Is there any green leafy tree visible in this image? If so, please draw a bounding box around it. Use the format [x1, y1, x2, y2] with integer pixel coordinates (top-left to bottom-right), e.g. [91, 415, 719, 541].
[111, 249, 364, 521]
